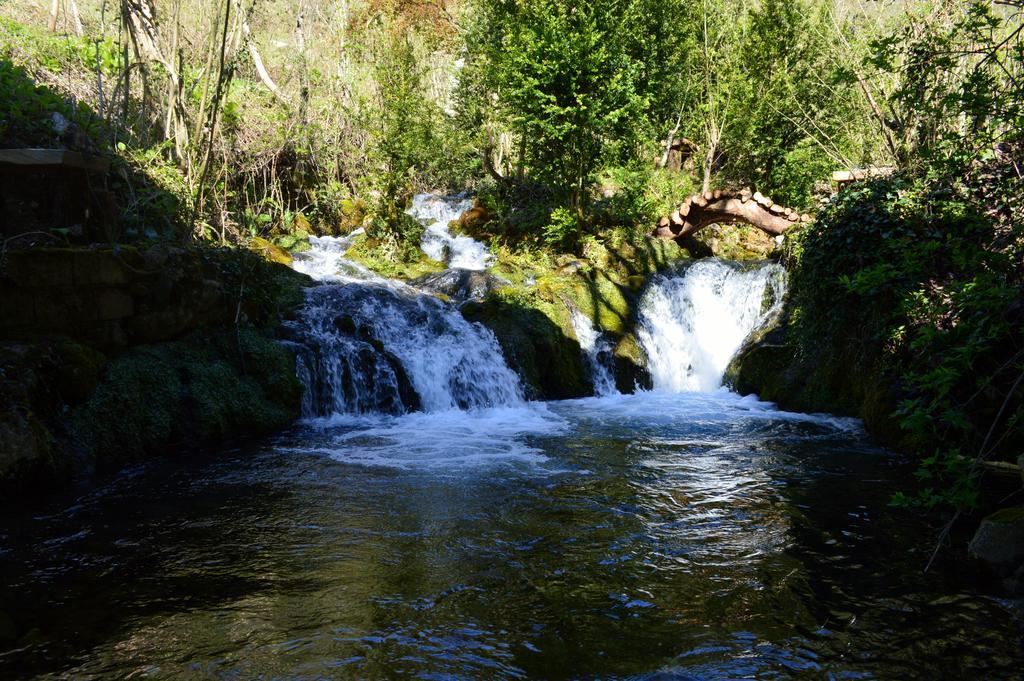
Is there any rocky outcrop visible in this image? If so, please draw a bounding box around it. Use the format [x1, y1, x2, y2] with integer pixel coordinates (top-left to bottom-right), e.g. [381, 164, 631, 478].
[411, 269, 511, 302]
[724, 302, 903, 447]
[969, 506, 1024, 595]
[461, 297, 592, 400]
[0, 245, 312, 496]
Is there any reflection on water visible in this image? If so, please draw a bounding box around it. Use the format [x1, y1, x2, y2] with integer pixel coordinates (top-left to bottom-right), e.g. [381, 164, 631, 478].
[1, 391, 1022, 679]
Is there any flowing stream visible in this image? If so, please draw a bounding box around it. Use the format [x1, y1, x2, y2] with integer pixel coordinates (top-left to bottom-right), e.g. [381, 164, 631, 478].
[1, 198, 1021, 678]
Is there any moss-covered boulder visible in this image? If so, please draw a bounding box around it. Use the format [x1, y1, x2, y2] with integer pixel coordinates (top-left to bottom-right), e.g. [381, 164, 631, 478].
[68, 329, 302, 470]
[461, 293, 591, 400]
[678, 224, 780, 261]
[724, 303, 903, 446]
[0, 410, 54, 487]
[250, 236, 294, 266]
[612, 333, 652, 392]
[969, 507, 1024, 594]
[345, 233, 445, 280]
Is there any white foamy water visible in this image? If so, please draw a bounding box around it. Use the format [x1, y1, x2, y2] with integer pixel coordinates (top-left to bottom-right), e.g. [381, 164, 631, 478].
[570, 309, 618, 396]
[637, 260, 786, 393]
[408, 193, 494, 270]
[286, 284, 524, 416]
[293, 403, 568, 471]
[291, 231, 383, 283]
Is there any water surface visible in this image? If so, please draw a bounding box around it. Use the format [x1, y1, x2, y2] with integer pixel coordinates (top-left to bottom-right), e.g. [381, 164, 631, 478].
[2, 391, 1021, 679]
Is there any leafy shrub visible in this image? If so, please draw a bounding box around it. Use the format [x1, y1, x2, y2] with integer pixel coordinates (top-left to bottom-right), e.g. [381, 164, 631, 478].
[542, 207, 578, 251]
[790, 161, 1024, 510]
[0, 55, 73, 147]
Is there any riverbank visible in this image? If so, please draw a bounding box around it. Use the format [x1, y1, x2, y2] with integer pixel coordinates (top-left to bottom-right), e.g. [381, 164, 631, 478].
[0, 244, 311, 494]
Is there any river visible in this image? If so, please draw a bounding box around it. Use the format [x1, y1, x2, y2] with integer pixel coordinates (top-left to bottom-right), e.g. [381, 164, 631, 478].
[0, 196, 1021, 678]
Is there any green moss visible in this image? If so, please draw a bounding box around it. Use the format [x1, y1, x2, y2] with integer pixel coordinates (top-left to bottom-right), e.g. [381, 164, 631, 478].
[472, 229, 693, 395]
[69, 328, 301, 469]
[987, 506, 1024, 524]
[346, 233, 445, 280]
[250, 236, 294, 265]
[51, 340, 106, 404]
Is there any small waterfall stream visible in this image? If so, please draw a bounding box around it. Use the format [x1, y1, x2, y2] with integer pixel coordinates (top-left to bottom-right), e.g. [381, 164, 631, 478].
[408, 193, 494, 270]
[287, 200, 788, 418]
[637, 260, 786, 393]
[569, 309, 618, 396]
[285, 198, 521, 417]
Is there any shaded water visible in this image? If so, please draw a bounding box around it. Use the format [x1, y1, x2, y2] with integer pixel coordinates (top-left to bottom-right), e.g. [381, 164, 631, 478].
[1, 392, 1022, 679]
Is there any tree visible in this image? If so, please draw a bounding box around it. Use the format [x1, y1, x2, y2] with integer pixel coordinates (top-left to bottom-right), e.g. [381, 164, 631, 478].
[366, 28, 440, 249]
[469, 0, 676, 228]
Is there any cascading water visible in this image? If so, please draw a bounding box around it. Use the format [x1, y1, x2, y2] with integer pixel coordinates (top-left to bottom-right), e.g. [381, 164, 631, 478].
[291, 230, 380, 283]
[569, 309, 618, 396]
[637, 259, 786, 393]
[284, 226, 522, 417]
[408, 193, 494, 270]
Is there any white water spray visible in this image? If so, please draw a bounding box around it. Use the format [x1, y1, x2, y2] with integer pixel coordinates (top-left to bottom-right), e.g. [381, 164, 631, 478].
[287, 231, 522, 416]
[637, 260, 786, 393]
[291, 231, 381, 284]
[408, 193, 494, 270]
[569, 309, 618, 396]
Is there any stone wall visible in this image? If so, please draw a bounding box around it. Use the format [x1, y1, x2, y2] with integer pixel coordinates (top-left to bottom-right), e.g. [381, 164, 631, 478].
[0, 245, 301, 351]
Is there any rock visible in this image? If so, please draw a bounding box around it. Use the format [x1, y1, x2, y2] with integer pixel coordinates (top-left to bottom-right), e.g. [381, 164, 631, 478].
[0, 410, 51, 484]
[460, 297, 591, 400]
[458, 204, 492, 235]
[51, 340, 106, 403]
[613, 333, 651, 392]
[969, 506, 1024, 575]
[250, 237, 293, 266]
[411, 269, 511, 302]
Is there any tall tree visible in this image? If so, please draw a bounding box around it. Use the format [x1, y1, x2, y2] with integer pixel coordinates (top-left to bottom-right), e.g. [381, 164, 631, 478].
[468, 0, 678, 224]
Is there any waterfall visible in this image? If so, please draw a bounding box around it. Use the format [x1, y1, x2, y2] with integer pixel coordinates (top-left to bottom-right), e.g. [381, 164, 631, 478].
[291, 231, 379, 283]
[637, 260, 786, 393]
[569, 309, 618, 396]
[408, 193, 494, 271]
[286, 231, 522, 417]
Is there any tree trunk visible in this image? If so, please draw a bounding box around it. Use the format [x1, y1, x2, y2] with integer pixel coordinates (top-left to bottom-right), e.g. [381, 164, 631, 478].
[241, 11, 289, 104]
[659, 103, 685, 169]
[48, 0, 59, 32]
[69, 0, 84, 36]
[702, 139, 715, 194]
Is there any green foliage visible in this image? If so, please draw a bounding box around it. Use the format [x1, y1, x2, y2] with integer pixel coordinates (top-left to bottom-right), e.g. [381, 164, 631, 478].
[0, 54, 74, 147]
[365, 30, 442, 247]
[866, 0, 1024, 171]
[70, 329, 302, 468]
[790, 157, 1024, 511]
[468, 0, 676, 233]
[542, 207, 578, 250]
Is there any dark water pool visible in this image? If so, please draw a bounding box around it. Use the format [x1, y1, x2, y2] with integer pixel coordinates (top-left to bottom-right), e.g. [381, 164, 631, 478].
[1, 391, 1021, 679]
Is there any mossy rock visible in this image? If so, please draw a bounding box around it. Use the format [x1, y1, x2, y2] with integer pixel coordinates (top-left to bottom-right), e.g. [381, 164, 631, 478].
[0, 409, 55, 487]
[345, 234, 445, 280]
[969, 506, 1024, 577]
[68, 328, 302, 470]
[612, 333, 651, 392]
[461, 297, 590, 400]
[51, 340, 106, 404]
[250, 236, 293, 266]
